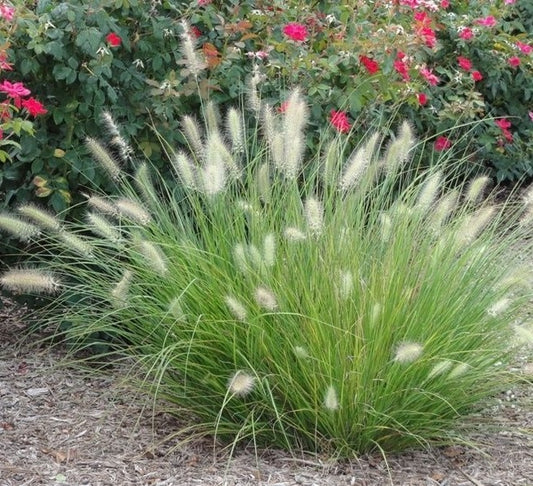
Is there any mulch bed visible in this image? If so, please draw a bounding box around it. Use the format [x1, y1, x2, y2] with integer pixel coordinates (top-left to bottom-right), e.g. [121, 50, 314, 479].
[1, 297, 532, 486]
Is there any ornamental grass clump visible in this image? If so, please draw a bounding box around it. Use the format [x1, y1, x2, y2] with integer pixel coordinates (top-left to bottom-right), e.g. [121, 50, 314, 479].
[1, 91, 532, 456]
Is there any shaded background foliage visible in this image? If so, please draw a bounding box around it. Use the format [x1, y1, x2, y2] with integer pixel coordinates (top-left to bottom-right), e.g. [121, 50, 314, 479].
[0, 0, 532, 263]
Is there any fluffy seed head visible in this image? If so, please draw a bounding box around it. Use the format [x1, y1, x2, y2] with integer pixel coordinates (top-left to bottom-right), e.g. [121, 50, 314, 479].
[172, 151, 197, 190]
[321, 140, 341, 186]
[324, 385, 339, 411]
[383, 121, 416, 174]
[281, 89, 308, 179]
[304, 197, 324, 236]
[228, 370, 255, 396]
[455, 206, 496, 248]
[379, 213, 392, 242]
[428, 360, 453, 379]
[225, 295, 248, 321]
[430, 190, 459, 232]
[200, 160, 226, 197]
[179, 20, 207, 77]
[86, 137, 122, 180]
[247, 65, 265, 114]
[111, 269, 133, 308]
[487, 297, 511, 317]
[139, 240, 168, 276]
[448, 362, 470, 379]
[465, 175, 490, 205]
[370, 302, 382, 325]
[101, 111, 133, 163]
[263, 233, 276, 268]
[247, 244, 262, 269]
[168, 296, 186, 320]
[87, 212, 122, 243]
[115, 198, 152, 225]
[204, 101, 220, 135]
[227, 108, 245, 154]
[59, 231, 93, 257]
[283, 226, 307, 242]
[254, 285, 278, 311]
[135, 163, 156, 203]
[416, 171, 442, 213]
[339, 146, 369, 192]
[293, 346, 309, 359]
[519, 204, 533, 228]
[206, 131, 240, 180]
[256, 162, 271, 203]
[86, 195, 118, 217]
[18, 205, 61, 232]
[0, 268, 60, 294]
[512, 323, 533, 346]
[338, 270, 354, 300]
[393, 342, 423, 364]
[0, 212, 41, 242]
[181, 115, 204, 160]
[233, 243, 248, 273]
[521, 184, 533, 205]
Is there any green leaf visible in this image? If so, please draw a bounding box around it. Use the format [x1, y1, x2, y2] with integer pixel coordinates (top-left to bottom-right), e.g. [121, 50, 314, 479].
[75, 28, 102, 56]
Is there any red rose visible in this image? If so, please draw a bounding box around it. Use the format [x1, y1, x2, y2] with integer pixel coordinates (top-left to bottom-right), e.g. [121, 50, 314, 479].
[359, 55, 379, 74]
[457, 56, 472, 71]
[282, 23, 308, 42]
[471, 70, 483, 82]
[105, 32, 121, 47]
[434, 136, 452, 151]
[417, 93, 428, 106]
[21, 97, 47, 117]
[329, 110, 351, 134]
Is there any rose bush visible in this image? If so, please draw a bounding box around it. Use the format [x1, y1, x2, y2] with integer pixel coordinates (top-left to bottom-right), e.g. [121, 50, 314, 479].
[0, 0, 531, 248]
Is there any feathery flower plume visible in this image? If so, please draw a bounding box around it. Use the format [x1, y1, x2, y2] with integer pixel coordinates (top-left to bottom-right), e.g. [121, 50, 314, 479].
[59, 231, 94, 257]
[171, 151, 197, 190]
[263, 233, 276, 268]
[247, 244, 263, 269]
[254, 285, 278, 311]
[304, 196, 324, 236]
[370, 302, 382, 325]
[448, 362, 470, 379]
[101, 111, 133, 163]
[168, 296, 185, 320]
[339, 146, 369, 192]
[428, 360, 453, 379]
[115, 198, 152, 225]
[135, 163, 157, 204]
[18, 205, 61, 232]
[430, 190, 459, 232]
[200, 160, 226, 197]
[519, 204, 533, 228]
[204, 100, 220, 135]
[87, 212, 122, 243]
[324, 385, 339, 411]
[512, 323, 533, 346]
[181, 115, 205, 160]
[111, 269, 133, 308]
[1, 268, 60, 294]
[281, 89, 308, 179]
[465, 175, 490, 205]
[487, 297, 511, 317]
[0, 212, 41, 242]
[521, 183, 533, 206]
[416, 171, 442, 212]
[225, 295, 248, 321]
[293, 346, 309, 358]
[206, 131, 240, 180]
[393, 341, 423, 364]
[455, 206, 496, 248]
[228, 370, 255, 396]
[86, 195, 118, 217]
[233, 243, 248, 273]
[321, 140, 341, 186]
[256, 162, 271, 203]
[338, 270, 354, 300]
[379, 213, 392, 242]
[382, 121, 416, 175]
[283, 226, 307, 242]
[139, 240, 168, 275]
[85, 137, 122, 180]
[227, 108, 245, 154]
[247, 65, 264, 114]
[179, 20, 207, 77]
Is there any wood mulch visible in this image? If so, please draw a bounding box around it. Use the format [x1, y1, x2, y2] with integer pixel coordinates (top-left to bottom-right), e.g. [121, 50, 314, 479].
[0, 297, 532, 486]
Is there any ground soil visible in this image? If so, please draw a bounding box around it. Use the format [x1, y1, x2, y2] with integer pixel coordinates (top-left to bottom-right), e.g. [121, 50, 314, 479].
[0, 298, 531, 486]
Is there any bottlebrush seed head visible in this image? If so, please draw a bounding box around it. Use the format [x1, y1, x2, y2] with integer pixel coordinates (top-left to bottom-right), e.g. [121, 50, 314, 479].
[0, 212, 41, 242]
[17, 204, 61, 232]
[228, 370, 255, 396]
[0, 268, 61, 294]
